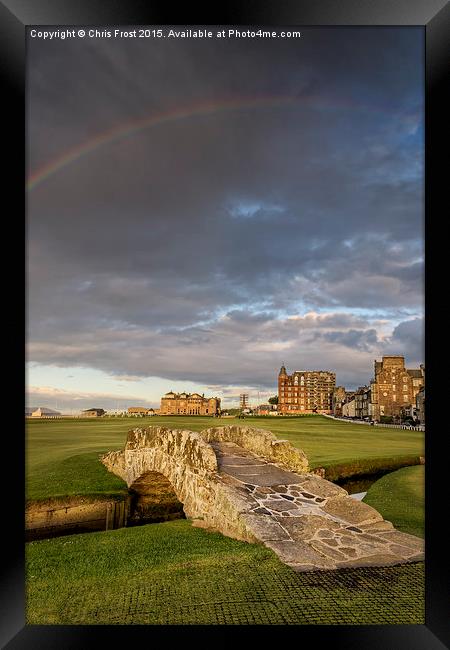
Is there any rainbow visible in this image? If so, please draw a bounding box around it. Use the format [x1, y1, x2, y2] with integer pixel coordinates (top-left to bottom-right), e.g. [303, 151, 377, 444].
[26, 93, 388, 192]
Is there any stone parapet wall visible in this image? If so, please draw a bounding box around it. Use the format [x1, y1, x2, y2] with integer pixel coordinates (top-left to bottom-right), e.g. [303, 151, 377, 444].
[200, 425, 309, 474]
[101, 449, 127, 481]
[124, 427, 218, 472]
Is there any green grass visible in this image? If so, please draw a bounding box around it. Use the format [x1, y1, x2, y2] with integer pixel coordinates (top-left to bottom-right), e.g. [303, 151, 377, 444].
[363, 465, 425, 538]
[26, 415, 424, 501]
[26, 519, 424, 625]
[26, 419, 425, 625]
[26, 451, 128, 503]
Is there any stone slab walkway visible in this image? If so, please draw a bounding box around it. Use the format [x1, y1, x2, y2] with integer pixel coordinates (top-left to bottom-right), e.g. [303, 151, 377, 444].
[212, 441, 424, 572]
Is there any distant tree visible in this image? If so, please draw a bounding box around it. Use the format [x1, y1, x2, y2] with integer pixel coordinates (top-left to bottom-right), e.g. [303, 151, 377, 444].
[268, 396, 278, 405]
[227, 408, 241, 416]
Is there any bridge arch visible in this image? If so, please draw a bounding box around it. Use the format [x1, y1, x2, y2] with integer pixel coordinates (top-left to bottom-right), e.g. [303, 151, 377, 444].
[102, 426, 220, 521]
[127, 470, 185, 524]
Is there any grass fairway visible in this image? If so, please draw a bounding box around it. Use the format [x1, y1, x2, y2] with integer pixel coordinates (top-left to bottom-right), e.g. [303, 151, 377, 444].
[26, 415, 424, 501]
[363, 465, 425, 538]
[26, 519, 424, 625]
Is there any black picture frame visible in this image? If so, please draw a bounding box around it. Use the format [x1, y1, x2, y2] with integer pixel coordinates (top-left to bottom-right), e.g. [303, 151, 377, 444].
[3, 0, 449, 646]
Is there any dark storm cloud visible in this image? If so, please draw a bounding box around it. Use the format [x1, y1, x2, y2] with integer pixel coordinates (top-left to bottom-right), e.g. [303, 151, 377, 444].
[381, 317, 424, 366]
[320, 329, 380, 352]
[27, 28, 424, 389]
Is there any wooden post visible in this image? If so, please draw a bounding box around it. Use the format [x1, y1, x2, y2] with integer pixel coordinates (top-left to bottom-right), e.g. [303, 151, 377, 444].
[105, 502, 112, 531]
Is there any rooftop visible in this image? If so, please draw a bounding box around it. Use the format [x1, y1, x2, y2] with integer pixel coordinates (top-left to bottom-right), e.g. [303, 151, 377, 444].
[407, 369, 424, 378]
[163, 392, 219, 400]
[28, 407, 61, 415]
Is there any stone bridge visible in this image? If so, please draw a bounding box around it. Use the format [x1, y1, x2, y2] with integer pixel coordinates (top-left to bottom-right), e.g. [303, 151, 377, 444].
[101, 425, 424, 572]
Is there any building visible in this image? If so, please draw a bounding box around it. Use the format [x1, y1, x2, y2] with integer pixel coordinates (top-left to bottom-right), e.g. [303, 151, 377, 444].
[400, 404, 418, 421]
[416, 386, 425, 425]
[361, 387, 372, 419]
[370, 357, 424, 421]
[28, 407, 61, 418]
[81, 408, 105, 417]
[253, 403, 276, 415]
[342, 398, 356, 418]
[354, 386, 371, 419]
[332, 386, 346, 416]
[409, 364, 425, 395]
[278, 365, 335, 414]
[160, 392, 221, 416]
[127, 407, 155, 416]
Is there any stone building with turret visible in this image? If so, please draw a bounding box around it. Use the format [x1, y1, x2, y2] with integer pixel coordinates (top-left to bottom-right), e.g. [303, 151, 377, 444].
[278, 365, 335, 414]
[160, 391, 221, 416]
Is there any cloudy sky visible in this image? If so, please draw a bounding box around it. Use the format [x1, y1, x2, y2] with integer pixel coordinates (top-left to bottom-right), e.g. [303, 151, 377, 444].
[26, 27, 424, 412]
